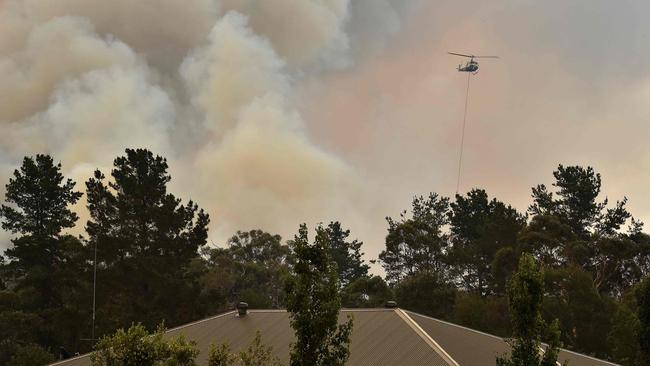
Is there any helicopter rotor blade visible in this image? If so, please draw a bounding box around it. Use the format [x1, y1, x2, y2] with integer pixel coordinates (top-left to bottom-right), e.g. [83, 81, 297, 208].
[474, 55, 500, 59]
[448, 52, 474, 58]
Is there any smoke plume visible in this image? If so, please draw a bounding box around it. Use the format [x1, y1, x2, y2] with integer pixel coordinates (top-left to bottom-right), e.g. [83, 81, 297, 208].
[0, 0, 407, 261]
[3, 0, 649, 269]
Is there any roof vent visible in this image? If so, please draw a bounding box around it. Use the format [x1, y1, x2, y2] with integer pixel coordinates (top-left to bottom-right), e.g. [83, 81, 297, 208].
[384, 300, 397, 308]
[237, 302, 249, 317]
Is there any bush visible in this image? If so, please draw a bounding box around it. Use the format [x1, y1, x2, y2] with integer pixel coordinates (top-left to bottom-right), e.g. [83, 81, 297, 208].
[90, 323, 198, 366]
[208, 331, 281, 366]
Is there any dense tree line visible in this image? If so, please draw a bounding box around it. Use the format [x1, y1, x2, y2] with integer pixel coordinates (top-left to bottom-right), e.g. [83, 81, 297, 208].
[0, 150, 648, 365]
[377, 164, 650, 364]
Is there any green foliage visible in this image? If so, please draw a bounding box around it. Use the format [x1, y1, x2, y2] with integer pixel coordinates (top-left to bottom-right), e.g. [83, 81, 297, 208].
[208, 343, 236, 366]
[379, 193, 450, 283]
[496, 254, 563, 366]
[0, 152, 647, 365]
[285, 224, 353, 366]
[449, 189, 526, 296]
[341, 275, 392, 308]
[607, 303, 639, 365]
[90, 323, 199, 366]
[208, 332, 281, 366]
[395, 271, 456, 319]
[86, 148, 209, 266]
[0, 155, 89, 362]
[0, 155, 83, 301]
[85, 148, 210, 331]
[0, 299, 51, 364]
[638, 277, 650, 365]
[197, 229, 292, 313]
[223, 230, 291, 308]
[0, 154, 82, 239]
[323, 221, 369, 287]
[5, 343, 55, 366]
[453, 293, 510, 337]
[238, 331, 282, 366]
[491, 246, 519, 295]
[529, 165, 630, 238]
[542, 266, 612, 356]
[540, 320, 562, 366]
[518, 215, 579, 267]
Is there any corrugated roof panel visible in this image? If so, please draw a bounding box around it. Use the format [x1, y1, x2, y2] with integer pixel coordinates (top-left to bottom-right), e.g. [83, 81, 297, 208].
[50, 309, 452, 366]
[406, 311, 619, 366]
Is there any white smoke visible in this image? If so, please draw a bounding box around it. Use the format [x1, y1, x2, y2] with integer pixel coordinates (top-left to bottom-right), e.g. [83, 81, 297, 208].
[220, 0, 351, 68]
[0, 0, 394, 252]
[180, 12, 289, 133]
[3, 0, 650, 270]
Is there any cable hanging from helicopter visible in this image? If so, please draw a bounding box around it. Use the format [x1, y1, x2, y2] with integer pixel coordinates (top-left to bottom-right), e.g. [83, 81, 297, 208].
[448, 52, 499, 195]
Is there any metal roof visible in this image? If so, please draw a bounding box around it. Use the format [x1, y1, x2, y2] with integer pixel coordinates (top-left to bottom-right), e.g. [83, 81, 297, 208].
[50, 309, 452, 366]
[51, 308, 618, 366]
[406, 311, 620, 366]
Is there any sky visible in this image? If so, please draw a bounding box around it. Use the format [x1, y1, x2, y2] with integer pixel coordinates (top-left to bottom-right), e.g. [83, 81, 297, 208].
[1, 0, 649, 273]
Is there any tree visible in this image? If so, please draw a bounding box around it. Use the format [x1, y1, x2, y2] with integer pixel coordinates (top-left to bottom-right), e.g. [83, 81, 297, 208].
[1, 155, 82, 242]
[86, 149, 209, 265]
[453, 293, 510, 337]
[395, 271, 456, 319]
[341, 276, 392, 308]
[285, 224, 353, 366]
[517, 215, 579, 268]
[227, 230, 292, 308]
[638, 277, 650, 365]
[379, 193, 450, 283]
[85, 149, 210, 332]
[90, 323, 199, 366]
[496, 254, 563, 366]
[448, 189, 526, 296]
[0, 155, 83, 306]
[5, 343, 55, 366]
[0, 309, 55, 365]
[528, 165, 645, 298]
[542, 266, 612, 357]
[607, 303, 639, 365]
[0, 155, 89, 360]
[529, 165, 630, 239]
[199, 230, 292, 310]
[323, 222, 369, 287]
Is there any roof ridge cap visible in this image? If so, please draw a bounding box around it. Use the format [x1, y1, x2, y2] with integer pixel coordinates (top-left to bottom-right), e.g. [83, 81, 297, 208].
[405, 310, 507, 341]
[166, 310, 238, 333]
[405, 310, 620, 366]
[395, 308, 460, 366]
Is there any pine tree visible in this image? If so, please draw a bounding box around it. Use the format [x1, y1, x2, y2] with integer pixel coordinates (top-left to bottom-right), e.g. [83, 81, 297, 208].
[324, 221, 369, 287]
[0, 154, 84, 361]
[1, 155, 82, 282]
[85, 149, 209, 331]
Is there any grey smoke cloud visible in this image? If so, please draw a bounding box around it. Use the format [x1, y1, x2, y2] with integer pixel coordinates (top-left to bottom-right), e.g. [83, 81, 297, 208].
[1, 0, 649, 272]
[0, 0, 377, 258]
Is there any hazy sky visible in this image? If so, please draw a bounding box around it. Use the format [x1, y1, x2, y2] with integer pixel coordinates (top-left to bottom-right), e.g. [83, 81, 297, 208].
[1, 0, 649, 272]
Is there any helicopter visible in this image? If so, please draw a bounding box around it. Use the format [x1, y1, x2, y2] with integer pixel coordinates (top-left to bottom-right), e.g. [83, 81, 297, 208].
[448, 52, 499, 74]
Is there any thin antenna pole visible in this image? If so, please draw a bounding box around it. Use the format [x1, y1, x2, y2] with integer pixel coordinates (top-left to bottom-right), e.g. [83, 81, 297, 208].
[455, 72, 471, 195]
[92, 239, 97, 341]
